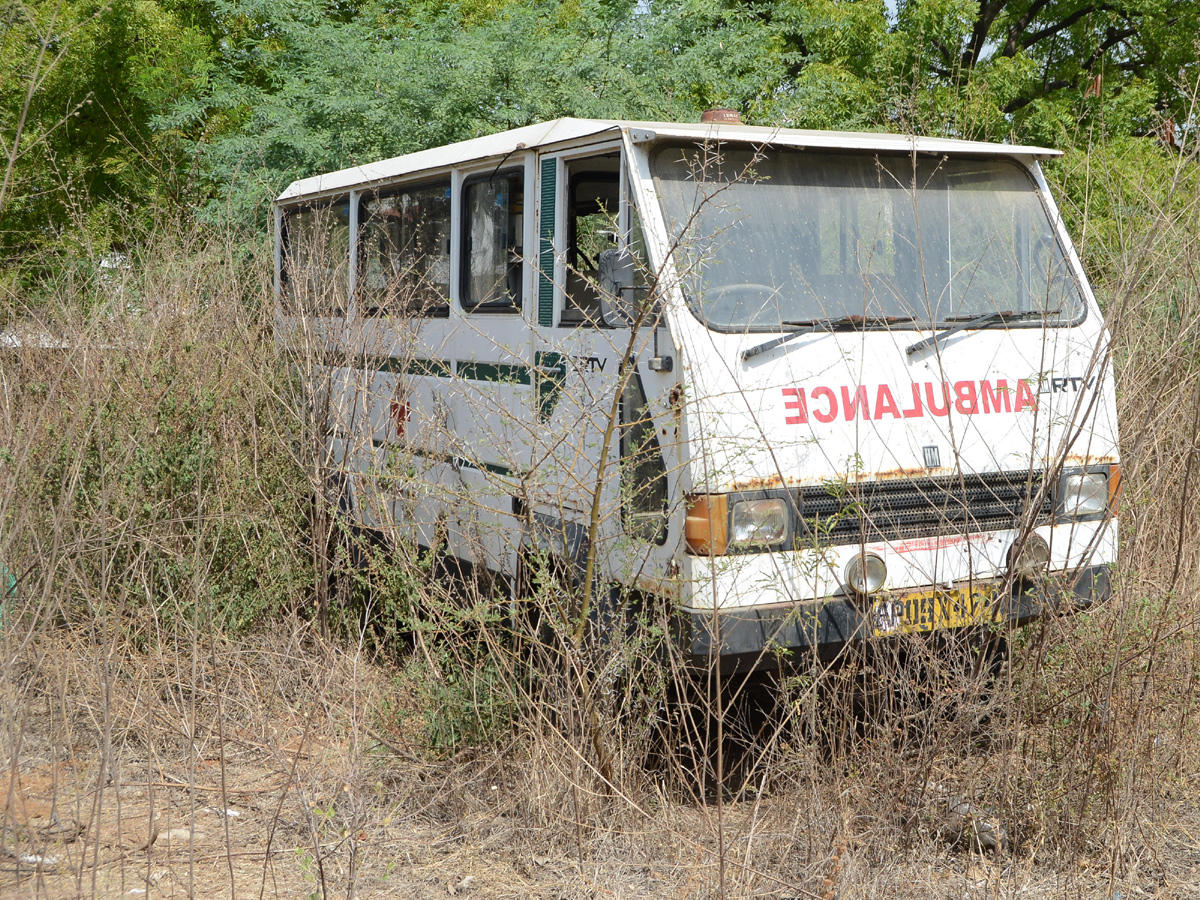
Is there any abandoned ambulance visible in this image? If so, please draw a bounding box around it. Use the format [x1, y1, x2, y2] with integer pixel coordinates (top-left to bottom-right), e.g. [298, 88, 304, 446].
[274, 114, 1120, 672]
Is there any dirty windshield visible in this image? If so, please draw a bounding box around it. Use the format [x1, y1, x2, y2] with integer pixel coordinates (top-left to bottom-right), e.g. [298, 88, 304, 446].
[651, 144, 1085, 332]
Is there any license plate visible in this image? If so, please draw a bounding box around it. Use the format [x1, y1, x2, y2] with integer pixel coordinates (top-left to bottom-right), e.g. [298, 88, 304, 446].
[871, 584, 997, 636]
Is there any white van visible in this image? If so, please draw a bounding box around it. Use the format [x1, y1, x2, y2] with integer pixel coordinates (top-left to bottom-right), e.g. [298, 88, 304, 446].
[274, 116, 1120, 672]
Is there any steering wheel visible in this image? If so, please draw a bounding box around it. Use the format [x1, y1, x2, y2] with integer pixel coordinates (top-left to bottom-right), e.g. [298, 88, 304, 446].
[709, 283, 778, 301]
[707, 283, 779, 321]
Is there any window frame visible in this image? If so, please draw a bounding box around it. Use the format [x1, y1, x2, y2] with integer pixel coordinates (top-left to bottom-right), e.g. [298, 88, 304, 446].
[618, 366, 670, 545]
[559, 170, 621, 327]
[279, 197, 353, 317]
[357, 177, 453, 319]
[459, 167, 527, 315]
[649, 142, 1089, 334]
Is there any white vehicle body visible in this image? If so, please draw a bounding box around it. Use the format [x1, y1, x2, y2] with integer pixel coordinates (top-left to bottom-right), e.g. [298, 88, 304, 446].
[275, 118, 1119, 671]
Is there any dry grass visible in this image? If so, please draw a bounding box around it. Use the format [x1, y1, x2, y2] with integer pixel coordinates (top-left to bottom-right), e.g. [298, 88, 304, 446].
[3, 138, 1200, 898]
[5, 623, 1200, 899]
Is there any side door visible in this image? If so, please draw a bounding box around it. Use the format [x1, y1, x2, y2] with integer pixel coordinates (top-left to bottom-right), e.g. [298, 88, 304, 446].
[439, 158, 539, 570]
[529, 145, 677, 590]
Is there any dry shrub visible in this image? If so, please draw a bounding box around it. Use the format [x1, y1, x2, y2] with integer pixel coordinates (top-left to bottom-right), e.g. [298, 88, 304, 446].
[2, 134, 1200, 900]
[0, 224, 311, 639]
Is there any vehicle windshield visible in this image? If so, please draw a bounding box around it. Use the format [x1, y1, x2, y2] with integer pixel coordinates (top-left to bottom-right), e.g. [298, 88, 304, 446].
[651, 144, 1085, 332]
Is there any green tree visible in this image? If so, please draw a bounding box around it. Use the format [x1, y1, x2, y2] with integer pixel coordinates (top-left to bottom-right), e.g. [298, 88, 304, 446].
[2, 0, 1197, 267]
[0, 0, 214, 295]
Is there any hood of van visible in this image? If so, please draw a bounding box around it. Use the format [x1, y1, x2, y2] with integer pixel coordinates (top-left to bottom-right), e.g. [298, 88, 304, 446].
[676, 321, 1119, 493]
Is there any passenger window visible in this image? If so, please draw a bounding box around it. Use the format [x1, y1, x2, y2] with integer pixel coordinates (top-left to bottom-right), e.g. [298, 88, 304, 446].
[563, 174, 618, 323]
[282, 200, 351, 316]
[360, 182, 451, 317]
[462, 170, 524, 312]
[626, 208, 652, 313]
[620, 372, 668, 544]
[563, 165, 651, 325]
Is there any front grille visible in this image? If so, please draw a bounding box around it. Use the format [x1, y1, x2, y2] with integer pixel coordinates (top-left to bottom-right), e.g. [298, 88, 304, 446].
[795, 471, 1053, 546]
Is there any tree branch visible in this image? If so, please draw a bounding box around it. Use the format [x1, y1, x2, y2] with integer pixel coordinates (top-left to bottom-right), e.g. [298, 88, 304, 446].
[1013, 3, 1134, 55]
[1000, 0, 1057, 58]
[0, 1, 64, 221]
[961, 0, 1008, 70]
[1004, 79, 1073, 112]
[1082, 26, 1139, 71]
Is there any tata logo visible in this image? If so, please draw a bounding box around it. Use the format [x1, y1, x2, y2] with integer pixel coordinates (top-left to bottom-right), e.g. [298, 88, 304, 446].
[1039, 374, 1097, 394]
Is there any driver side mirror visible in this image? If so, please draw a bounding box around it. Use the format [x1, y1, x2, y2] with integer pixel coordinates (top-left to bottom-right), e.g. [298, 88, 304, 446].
[597, 246, 637, 327]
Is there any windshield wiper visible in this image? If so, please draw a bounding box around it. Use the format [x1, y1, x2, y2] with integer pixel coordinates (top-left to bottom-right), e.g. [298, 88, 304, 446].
[905, 309, 1060, 358]
[741, 315, 915, 363]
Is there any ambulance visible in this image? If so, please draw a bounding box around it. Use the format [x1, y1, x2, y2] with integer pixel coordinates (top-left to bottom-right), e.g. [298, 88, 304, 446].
[274, 113, 1119, 672]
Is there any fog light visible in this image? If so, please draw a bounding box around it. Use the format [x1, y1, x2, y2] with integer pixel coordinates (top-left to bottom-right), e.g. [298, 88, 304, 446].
[1008, 532, 1051, 579]
[845, 552, 887, 595]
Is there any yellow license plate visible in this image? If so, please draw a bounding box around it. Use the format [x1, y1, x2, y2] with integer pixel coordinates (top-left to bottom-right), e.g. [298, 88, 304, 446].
[871, 584, 997, 636]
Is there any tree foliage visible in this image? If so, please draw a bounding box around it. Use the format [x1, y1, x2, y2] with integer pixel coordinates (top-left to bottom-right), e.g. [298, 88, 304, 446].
[0, 0, 1196, 271]
[1, 1, 213, 257]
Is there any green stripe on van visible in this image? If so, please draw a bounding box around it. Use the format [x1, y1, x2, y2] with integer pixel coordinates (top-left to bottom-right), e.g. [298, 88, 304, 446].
[353, 355, 451, 378]
[406, 357, 452, 378]
[349, 355, 536, 385]
[538, 157, 556, 327]
[456, 361, 531, 385]
[458, 456, 515, 477]
[357, 354, 404, 375]
[0, 562, 15, 633]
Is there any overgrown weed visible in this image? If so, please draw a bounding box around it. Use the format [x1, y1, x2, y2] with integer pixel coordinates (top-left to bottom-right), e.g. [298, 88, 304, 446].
[1, 134, 1200, 898]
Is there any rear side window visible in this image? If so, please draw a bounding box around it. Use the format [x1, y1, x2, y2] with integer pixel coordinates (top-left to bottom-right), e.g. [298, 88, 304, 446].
[461, 170, 524, 312]
[281, 200, 351, 316]
[360, 181, 451, 317]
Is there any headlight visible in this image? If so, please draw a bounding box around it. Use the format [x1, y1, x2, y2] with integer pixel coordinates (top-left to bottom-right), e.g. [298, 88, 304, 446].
[730, 498, 788, 548]
[845, 552, 887, 595]
[1060, 471, 1109, 518]
[1008, 532, 1051, 579]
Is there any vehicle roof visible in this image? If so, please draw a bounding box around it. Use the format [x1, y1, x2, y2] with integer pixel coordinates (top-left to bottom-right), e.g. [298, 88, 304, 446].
[276, 117, 1061, 203]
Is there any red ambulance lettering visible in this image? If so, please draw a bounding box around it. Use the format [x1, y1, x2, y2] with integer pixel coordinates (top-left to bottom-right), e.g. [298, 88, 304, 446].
[924, 382, 950, 417]
[784, 378, 1039, 423]
[1014, 379, 1037, 411]
[841, 385, 870, 420]
[902, 383, 923, 418]
[953, 380, 978, 414]
[782, 387, 807, 424]
[980, 379, 1010, 413]
[811, 386, 838, 423]
[874, 384, 902, 419]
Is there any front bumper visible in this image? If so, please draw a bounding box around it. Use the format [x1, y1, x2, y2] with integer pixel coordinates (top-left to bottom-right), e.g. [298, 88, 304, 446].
[682, 564, 1111, 673]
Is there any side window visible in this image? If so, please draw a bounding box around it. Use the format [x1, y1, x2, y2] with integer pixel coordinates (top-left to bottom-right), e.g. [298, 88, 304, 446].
[562, 158, 651, 326]
[620, 371, 668, 544]
[282, 200, 351, 315]
[360, 181, 451, 317]
[563, 173, 619, 323]
[626, 206, 652, 313]
[461, 170, 524, 312]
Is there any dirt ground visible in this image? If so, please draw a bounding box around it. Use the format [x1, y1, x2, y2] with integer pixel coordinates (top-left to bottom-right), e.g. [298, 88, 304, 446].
[4, 629, 1200, 900]
[5, 751, 1200, 899]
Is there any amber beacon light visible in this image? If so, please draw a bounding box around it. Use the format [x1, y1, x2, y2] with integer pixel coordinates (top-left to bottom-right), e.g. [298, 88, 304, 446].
[700, 108, 743, 124]
[685, 495, 729, 556]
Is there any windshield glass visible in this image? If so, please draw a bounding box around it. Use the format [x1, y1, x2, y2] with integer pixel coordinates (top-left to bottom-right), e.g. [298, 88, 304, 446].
[651, 144, 1085, 332]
